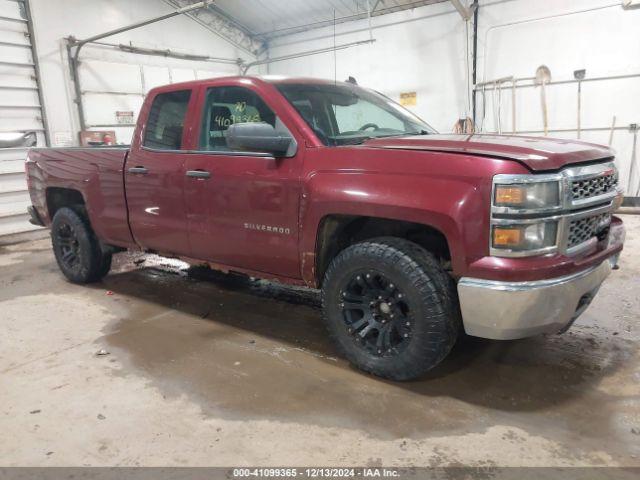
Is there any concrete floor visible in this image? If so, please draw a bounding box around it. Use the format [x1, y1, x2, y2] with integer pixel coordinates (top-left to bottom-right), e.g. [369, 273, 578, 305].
[0, 216, 638, 467]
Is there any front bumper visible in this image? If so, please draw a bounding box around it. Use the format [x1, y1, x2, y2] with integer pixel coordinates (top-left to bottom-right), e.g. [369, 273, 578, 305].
[457, 259, 614, 340]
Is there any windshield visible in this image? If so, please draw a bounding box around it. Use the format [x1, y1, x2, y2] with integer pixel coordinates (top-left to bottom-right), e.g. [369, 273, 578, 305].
[275, 82, 437, 146]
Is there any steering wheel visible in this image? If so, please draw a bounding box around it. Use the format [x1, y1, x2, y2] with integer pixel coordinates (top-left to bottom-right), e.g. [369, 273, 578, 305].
[358, 123, 380, 131]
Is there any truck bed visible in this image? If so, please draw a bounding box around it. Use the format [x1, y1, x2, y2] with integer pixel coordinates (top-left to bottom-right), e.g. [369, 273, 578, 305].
[26, 147, 135, 248]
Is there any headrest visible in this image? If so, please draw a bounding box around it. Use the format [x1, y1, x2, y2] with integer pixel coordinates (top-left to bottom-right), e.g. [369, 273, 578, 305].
[211, 106, 233, 130]
[161, 125, 183, 149]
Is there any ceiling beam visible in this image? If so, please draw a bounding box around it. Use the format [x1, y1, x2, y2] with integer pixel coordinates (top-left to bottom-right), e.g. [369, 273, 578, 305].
[256, 0, 448, 41]
[162, 0, 265, 57]
[450, 0, 472, 20]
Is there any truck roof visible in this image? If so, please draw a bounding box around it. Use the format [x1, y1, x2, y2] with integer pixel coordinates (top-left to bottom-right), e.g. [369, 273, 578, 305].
[148, 75, 353, 94]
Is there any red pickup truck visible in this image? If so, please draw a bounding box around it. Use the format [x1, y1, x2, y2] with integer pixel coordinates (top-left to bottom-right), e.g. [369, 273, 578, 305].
[26, 76, 625, 380]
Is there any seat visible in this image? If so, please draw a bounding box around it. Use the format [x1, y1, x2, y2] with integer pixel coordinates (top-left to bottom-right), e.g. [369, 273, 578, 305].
[160, 125, 183, 150]
[208, 105, 233, 149]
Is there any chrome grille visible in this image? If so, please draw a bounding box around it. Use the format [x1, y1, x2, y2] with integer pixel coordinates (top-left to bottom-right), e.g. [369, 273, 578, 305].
[571, 171, 617, 201]
[491, 161, 618, 258]
[567, 213, 611, 249]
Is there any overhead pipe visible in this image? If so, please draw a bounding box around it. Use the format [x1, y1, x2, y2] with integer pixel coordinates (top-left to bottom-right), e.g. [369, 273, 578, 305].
[241, 39, 376, 74]
[0, 85, 39, 91]
[67, 0, 214, 131]
[500, 125, 636, 135]
[82, 90, 145, 97]
[474, 72, 640, 91]
[450, 0, 472, 20]
[247, 2, 378, 76]
[74, 40, 241, 101]
[0, 104, 42, 109]
[70, 1, 214, 50]
[480, 3, 620, 88]
[253, 0, 434, 40]
[0, 40, 31, 48]
[88, 39, 239, 65]
[0, 15, 27, 24]
[0, 60, 34, 68]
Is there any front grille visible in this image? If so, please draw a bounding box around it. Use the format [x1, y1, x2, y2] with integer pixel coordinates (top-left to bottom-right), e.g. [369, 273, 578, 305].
[571, 172, 617, 201]
[492, 161, 618, 257]
[567, 213, 611, 249]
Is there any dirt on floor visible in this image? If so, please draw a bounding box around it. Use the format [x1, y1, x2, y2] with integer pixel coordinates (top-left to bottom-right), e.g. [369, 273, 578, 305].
[0, 216, 638, 467]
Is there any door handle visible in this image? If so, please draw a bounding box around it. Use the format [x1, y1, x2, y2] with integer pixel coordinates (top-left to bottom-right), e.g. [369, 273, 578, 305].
[128, 166, 149, 175]
[186, 170, 211, 179]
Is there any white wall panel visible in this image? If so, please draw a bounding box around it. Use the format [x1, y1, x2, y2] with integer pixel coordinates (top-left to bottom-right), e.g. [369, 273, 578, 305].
[267, 0, 640, 195]
[266, 2, 468, 136]
[195, 69, 232, 80]
[0, 159, 27, 175]
[476, 0, 640, 195]
[29, 0, 251, 145]
[0, 189, 30, 216]
[0, 0, 252, 236]
[170, 67, 197, 83]
[0, 0, 45, 235]
[142, 65, 172, 90]
[0, 172, 27, 193]
[0, 213, 39, 235]
[80, 60, 144, 93]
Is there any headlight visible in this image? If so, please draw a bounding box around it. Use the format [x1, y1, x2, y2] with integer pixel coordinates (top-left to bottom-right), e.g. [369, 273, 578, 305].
[492, 221, 558, 252]
[494, 181, 560, 210]
[491, 174, 563, 257]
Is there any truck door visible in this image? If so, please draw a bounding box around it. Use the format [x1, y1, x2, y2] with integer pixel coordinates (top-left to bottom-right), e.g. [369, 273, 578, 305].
[125, 89, 193, 254]
[183, 85, 302, 279]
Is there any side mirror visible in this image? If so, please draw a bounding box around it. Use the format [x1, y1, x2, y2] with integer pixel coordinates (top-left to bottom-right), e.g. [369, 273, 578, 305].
[0, 131, 37, 148]
[226, 122, 295, 157]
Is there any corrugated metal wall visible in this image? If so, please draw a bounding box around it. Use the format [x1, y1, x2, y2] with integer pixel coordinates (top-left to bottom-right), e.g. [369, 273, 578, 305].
[0, 0, 45, 236]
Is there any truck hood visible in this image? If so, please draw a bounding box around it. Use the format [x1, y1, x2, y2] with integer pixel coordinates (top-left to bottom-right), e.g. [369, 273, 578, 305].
[363, 134, 613, 171]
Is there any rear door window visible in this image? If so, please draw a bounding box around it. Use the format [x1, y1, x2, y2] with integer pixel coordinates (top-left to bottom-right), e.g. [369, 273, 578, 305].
[143, 90, 191, 150]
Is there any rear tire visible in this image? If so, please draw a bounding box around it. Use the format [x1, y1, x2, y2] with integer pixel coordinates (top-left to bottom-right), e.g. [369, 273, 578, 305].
[321, 237, 460, 381]
[51, 207, 112, 284]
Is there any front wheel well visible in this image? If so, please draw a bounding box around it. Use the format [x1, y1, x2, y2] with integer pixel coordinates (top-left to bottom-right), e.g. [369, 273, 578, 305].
[315, 215, 451, 287]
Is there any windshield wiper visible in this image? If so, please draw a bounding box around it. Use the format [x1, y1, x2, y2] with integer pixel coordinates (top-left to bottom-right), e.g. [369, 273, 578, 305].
[403, 129, 431, 136]
[373, 130, 431, 139]
[337, 137, 372, 146]
[334, 129, 430, 146]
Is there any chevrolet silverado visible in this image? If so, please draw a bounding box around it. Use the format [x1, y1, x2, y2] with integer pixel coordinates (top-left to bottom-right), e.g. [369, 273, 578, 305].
[26, 76, 626, 380]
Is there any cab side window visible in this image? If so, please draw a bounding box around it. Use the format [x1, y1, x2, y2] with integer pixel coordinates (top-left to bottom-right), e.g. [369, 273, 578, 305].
[199, 86, 278, 152]
[143, 90, 191, 150]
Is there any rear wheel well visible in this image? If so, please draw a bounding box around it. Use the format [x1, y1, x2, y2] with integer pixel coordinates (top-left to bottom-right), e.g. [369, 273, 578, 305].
[315, 215, 451, 286]
[46, 188, 85, 219]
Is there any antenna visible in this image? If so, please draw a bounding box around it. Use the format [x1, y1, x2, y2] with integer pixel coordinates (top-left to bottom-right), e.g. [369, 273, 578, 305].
[333, 9, 337, 85]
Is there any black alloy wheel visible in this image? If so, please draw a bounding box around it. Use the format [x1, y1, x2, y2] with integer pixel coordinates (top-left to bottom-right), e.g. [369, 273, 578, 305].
[321, 237, 460, 381]
[339, 270, 412, 357]
[54, 222, 81, 270]
[51, 207, 112, 284]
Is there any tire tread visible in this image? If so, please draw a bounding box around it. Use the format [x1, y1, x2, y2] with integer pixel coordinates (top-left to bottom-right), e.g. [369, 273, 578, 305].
[321, 237, 460, 381]
[51, 207, 112, 284]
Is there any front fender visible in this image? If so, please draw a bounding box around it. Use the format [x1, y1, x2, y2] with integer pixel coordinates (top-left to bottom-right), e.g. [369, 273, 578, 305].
[299, 170, 491, 285]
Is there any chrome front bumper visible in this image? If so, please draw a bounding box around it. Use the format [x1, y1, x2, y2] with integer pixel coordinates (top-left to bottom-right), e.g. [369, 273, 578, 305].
[457, 260, 614, 340]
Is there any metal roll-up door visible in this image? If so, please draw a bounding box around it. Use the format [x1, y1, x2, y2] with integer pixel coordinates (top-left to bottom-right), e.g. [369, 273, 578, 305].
[0, 0, 47, 236]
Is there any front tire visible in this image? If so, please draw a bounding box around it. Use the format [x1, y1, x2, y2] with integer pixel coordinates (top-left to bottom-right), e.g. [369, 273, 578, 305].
[51, 207, 112, 284]
[321, 237, 460, 381]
